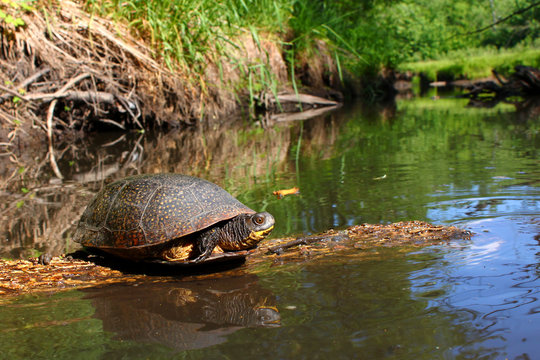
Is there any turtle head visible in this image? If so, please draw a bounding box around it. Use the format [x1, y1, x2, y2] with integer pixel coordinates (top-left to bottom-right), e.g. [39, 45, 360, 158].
[219, 212, 275, 250]
[245, 211, 275, 241]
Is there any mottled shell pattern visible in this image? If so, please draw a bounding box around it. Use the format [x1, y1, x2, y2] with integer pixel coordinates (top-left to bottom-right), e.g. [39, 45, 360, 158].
[74, 174, 255, 249]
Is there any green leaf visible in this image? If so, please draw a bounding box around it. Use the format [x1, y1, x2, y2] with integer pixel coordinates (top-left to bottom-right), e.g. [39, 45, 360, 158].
[19, 1, 36, 12]
[13, 17, 25, 27]
[5, 14, 15, 24]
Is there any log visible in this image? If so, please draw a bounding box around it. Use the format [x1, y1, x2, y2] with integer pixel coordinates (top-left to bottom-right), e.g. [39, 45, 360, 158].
[255, 91, 341, 113]
[463, 65, 540, 100]
[0, 221, 471, 297]
[270, 104, 341, 122]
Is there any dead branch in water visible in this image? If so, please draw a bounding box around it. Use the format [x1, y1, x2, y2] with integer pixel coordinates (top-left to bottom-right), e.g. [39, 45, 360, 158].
[462, 65, 540, 100]
[264, 221, 470, 256]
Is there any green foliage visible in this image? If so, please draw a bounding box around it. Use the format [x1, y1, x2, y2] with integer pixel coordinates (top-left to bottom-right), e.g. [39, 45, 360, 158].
[287, 0, 539, 79]
[86, 0, 292, 72]
[0, 0, 35, 28]
[81, 0, 539, 83]
[400, 47, 540, 80]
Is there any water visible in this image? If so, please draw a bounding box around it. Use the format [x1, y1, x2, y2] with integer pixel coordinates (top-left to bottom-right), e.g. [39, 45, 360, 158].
[0, 96, 538, 359]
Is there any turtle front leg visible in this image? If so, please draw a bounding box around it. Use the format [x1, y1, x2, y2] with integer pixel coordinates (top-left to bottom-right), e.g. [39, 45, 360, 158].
[193, 227, 220, 262]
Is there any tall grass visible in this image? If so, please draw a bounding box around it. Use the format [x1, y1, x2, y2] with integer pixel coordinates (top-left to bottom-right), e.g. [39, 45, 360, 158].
[85, 0, 292, 72]
[84, 0, 540, 88]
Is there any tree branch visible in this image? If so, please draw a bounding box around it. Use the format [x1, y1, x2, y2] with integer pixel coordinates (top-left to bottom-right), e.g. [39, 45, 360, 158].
[458, 1, 540, 37]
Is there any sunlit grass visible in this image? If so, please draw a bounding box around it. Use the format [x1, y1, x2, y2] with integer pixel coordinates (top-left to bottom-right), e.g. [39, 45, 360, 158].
[399, 47, 540, 80]
[397, 97, 517, 115]
[78, 0, 540, 88]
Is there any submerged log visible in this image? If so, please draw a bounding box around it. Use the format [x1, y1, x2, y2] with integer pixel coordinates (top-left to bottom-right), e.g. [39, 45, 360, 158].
[255, 91, 340, 113]
[0, 221, 471, 297]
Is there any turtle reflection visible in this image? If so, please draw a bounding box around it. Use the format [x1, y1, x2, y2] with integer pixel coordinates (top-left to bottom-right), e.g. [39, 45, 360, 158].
[83, 274, 279, 350]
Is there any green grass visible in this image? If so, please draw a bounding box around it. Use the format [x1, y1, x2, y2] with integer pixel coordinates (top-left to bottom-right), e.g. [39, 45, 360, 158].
[80, 0, 540, 89]
[399, 47, 540, 80]
[85, 0, 292, 72]
[398, 96, 517, 115]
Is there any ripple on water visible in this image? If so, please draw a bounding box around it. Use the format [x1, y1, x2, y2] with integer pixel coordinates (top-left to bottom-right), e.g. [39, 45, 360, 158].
[408, 216, 540, 357]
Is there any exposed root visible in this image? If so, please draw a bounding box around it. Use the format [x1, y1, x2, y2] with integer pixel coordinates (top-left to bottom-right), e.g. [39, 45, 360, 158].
[0, 1, 243, 146]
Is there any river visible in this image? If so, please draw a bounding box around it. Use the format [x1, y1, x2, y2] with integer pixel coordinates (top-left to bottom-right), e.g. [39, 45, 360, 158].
[1, 93, 538, 359]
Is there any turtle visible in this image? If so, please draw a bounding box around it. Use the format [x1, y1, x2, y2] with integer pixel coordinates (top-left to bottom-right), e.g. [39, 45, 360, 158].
[73, 174, 275, 263]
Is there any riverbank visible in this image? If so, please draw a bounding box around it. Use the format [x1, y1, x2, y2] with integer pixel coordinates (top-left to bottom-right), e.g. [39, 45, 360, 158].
[0, 1, 349, 148]
[2, 1, 539, 149]
[399, 47, 540, 82]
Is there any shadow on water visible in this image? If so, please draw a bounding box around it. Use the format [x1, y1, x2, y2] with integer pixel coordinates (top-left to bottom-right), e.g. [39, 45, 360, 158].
[81, 273, 280, 352]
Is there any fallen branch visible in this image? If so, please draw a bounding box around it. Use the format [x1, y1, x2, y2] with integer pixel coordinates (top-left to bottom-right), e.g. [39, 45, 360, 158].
[462, 65, 540, 100]
[0, 84, 30, 102]
[260, 221, 472, 261]
[271, 105, 341, 122]
[267, 234, 344, 254]
[16, 90, 117, 104]
[98, 118, 126, 130]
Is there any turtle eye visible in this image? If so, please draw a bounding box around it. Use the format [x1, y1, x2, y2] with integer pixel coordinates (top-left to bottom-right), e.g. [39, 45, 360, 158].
[253, 214, 265, 225]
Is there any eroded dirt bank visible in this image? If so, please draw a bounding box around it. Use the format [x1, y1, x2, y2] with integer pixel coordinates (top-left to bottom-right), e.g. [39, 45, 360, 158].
[0, 1, 343, 149]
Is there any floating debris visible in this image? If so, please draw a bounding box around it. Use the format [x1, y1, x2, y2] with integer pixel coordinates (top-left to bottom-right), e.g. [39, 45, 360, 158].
[0, 257, 141, 297]
[255, 221, 471, 264]
[1, 221, 472, 297]
[273, 187, 300, 199]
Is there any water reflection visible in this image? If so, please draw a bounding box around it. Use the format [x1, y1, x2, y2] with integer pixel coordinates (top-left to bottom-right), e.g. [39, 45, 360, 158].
[0, 106, 350, 257]
[409, 217, 540, 358]
[1, 96, 539, 257]
[82, 274, 279, 351]
[0, 96, 539, 358]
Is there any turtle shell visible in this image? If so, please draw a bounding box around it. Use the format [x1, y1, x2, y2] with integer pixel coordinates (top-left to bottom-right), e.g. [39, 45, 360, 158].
[73, 174, 255, 251]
